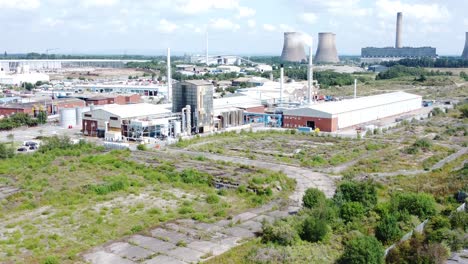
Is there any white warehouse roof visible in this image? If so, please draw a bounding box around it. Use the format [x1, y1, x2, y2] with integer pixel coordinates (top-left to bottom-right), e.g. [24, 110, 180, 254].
[285, 92, 421, 116]
[92, 103, 171, 119]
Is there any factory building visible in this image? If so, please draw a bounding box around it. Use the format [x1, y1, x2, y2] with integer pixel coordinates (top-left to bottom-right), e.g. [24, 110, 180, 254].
[81, 103, 177, 139]
[172, 80, 214, 133]
[0, 98, 85, 117]
[74, 84, 167, 97]
[282, 92, 422, 132]
[0, 59, 149, 72]
[75, 94, 141, 106]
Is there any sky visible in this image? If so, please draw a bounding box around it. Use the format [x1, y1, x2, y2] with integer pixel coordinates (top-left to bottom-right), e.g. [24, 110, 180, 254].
[0, 0, 466, 56]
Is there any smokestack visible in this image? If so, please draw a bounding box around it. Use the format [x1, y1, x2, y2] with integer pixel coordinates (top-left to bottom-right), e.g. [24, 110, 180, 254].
[307, 45, 313, 104]
[281, 32, 307, 62]
[280, 64, 284, 106]
[354, 79, 357, 99]
[206, 31, 209, 66]
[462, 32, 468, 60]
[315, 33, 339, 64]
[396, 12, 403, 48]
[167, 48, 171, 102]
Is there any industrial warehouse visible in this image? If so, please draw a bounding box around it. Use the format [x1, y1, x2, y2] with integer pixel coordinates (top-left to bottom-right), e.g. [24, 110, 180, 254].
[282, 92, 422, 132]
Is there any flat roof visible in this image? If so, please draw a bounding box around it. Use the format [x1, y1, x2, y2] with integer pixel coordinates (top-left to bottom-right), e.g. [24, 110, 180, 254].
[95, 103, 171, 119]
[285, 92, 421, 115]
[214, 95, 263, 110]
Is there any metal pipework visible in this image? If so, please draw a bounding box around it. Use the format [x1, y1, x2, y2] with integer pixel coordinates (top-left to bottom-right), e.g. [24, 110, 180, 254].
[167, 48, 172, 102]
[280, 65, 284, 106]
[307, 45, 313, 104]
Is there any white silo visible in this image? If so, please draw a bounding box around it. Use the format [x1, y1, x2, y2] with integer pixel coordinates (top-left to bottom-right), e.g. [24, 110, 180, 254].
[75, 107, 90, 127]
[174, 121, 181, 137]
[60, 108, 77, 128]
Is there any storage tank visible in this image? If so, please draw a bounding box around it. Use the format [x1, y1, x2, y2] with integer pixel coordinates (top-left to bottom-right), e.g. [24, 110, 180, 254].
[174, 121, 181, 137]
[75, 107, 90, 127]
[60, 108, 77, 128]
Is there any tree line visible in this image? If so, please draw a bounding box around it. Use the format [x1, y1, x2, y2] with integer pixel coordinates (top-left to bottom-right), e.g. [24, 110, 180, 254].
[381, 57, 468, 68]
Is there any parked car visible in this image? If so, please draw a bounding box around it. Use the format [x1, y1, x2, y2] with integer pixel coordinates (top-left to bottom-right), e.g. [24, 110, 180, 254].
[17, 147, 28, 152]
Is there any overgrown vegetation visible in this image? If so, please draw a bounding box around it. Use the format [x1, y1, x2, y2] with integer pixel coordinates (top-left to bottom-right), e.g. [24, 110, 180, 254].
[0, 112, 47, 131]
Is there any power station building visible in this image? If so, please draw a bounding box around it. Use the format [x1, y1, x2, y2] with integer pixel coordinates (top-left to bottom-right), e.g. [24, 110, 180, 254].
[172, 80, 214, 133]
[361, 12, 437, 63]
[282, 92, 422, 132]
[462, 32, 468, 60]
[315, 33, 340, 64]
[281, 32, 307, 62]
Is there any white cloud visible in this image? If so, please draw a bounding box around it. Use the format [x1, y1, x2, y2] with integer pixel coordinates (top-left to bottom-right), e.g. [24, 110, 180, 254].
[279, 24, 295, 32]
[0, 0, 40, 9]
[299, 12, 318, 24]
[177, 0, 239, 14]
[297, 0, 372, 17]
[263, 24, 276, 32]
[464, 19, 468, 27]
[158, 19, 179, 33]
[247, 19, 256, 28]
[375, 0, 450, 22]
[41, 17, 64, 27]
[209, 18, 240, 31]
[238, 6, 256, 17]
[82, 0, 119, 8]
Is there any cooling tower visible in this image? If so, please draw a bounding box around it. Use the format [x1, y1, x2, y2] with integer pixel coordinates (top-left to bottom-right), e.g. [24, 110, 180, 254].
[462, 32, 468, 60]
[281, 32, 307, 62]
[315, 32, 339, 64]
[396, 12, 403, 48]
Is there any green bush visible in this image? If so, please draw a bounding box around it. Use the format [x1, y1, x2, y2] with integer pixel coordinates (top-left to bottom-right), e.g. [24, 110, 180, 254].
[179, 168, 213, 186]
[390, 192, 437, 219]
[42, 256, 59, 264]
[340, 202, 365, 223]
[302, 188, 326, 209]
[450, 211, 468, 231]
[206, 194, 220, 204]
[375, 214, 401, 244]
[261, 219, 300, 246]
[136, 144, 147, 151]
[386, 233, 449, 264]
[300, 216, 329, 243]
[334, 180, 377, 209]
[338, 235, 384, 264]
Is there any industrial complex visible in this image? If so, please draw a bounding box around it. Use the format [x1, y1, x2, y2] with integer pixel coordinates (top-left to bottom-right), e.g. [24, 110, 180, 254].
[361, 12, 438, 63]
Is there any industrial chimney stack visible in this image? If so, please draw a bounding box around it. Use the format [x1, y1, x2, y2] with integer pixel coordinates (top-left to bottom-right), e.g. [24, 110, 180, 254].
[462, 32, 468, 60]
[281, 32, 307, 62]
[396, 12, 403, 48]
[315, 32, 340, 63]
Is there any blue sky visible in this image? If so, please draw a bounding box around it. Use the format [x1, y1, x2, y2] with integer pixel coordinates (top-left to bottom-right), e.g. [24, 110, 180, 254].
[0, 0, 466, 56]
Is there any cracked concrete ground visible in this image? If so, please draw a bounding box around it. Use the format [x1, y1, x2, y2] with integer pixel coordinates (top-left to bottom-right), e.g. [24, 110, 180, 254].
[83, 149, 337, 263]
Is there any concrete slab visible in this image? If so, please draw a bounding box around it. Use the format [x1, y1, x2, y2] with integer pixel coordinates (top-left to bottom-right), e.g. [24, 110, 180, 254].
[217, 236, 241, 247]
[195, 222, 222, 233]
[165, 223, 203, 238]
[142, 255, 186, 264]
[223, 226, 256, 238]
[187, 240, 220, 254]
[167, 247, 205, 263]
[129, 235, 176, 253]
[232, 212, 257, 223]
[150, 228, 193, 244]
[252, 214, 275, 224]
[267, 210, 290, 219]
[215, 219, 232, 227]
[239, 220, 263, 233]
[106, 242, 154, 261]
[83, 251, 135, 264]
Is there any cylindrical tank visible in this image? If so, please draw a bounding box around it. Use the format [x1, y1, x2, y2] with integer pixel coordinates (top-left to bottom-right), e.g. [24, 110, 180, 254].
[315, 32, 340, 64]
[60, 108, 77, 128]
[174, 121, 181, 136]
[75, 107, 90, 127]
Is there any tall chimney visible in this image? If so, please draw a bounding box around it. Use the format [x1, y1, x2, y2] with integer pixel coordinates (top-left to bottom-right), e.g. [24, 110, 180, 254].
[307, 45, 313, 104]
[205, 31, 209, 66]
[396, 12, 403, 48]
[280, 64, 284, 106]
[167, 48, 172, 102]
[315, 33, 340, 64]
[281, 32, 307, 62]
[462, 32, 468, 60]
